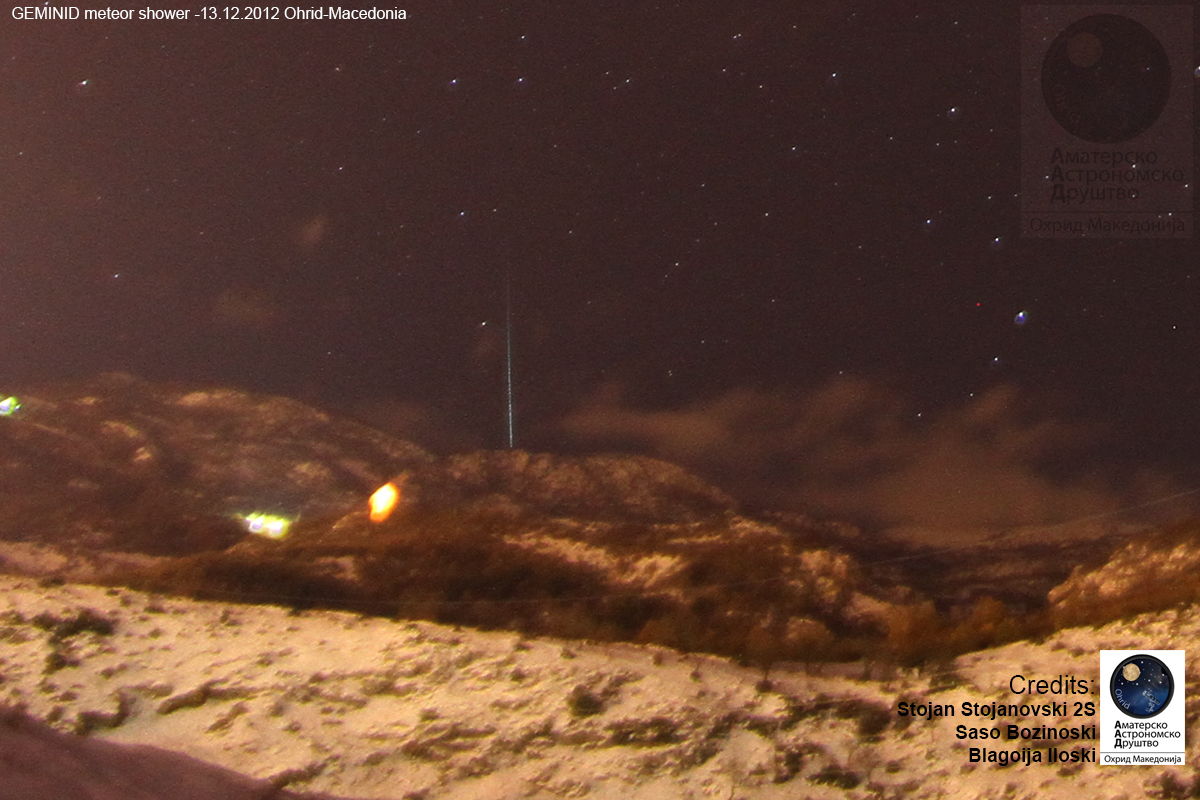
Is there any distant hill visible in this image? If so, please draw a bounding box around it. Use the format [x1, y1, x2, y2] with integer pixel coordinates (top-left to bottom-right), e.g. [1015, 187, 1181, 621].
[3, 373, 1125, 664]
[0, 372, 431, 554]
[0, 374, 924, 662]
[1048, 520, 1200, 628]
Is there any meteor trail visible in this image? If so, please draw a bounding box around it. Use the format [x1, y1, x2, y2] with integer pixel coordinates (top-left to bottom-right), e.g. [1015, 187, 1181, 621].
[505, 270, 516, 449]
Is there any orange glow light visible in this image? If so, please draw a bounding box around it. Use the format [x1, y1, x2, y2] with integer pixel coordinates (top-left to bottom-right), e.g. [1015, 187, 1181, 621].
[369, 481, 400, 523]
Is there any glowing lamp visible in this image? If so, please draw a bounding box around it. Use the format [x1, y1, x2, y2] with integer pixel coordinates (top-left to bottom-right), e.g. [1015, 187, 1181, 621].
[369, 482, 400, 523]
[243, 512, 293, 539]
[0, 396, 21, 417]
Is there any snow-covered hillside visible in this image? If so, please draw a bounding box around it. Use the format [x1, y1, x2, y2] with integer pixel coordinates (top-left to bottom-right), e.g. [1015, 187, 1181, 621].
[2, 575, 1198, 799]
[1049, 525, 1200, 630]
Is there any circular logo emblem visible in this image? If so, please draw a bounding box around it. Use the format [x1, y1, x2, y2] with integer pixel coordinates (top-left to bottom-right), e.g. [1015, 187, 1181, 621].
[1040, 14, 1171, 143]
[1110, 654, 1173, 718]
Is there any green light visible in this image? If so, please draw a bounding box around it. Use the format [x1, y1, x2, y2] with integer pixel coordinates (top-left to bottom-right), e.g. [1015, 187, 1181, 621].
[242, 512, 293, 539]
[0, 396, 21, 417]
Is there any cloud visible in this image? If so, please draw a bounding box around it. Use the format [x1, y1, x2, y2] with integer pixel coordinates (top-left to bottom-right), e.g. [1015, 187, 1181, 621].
[350, 398, 481, 453]
[295, 213, 331, 252]
[210, 287, 284, 332]
[559, 377, 1189, 538]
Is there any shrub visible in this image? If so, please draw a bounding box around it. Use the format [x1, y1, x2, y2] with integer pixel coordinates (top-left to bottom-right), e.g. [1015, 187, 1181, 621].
[44, 649, 77, 673]
[882, 601, 946, 665]
[606, 717, 680, 746]
[49, 609, 115, 642]
[567, 685, 605, 717]
[131, 553, 354, 611]
[810, 763, 862, 789]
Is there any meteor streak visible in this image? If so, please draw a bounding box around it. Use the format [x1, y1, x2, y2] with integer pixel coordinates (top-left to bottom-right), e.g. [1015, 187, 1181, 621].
[505, 271, 516, 449]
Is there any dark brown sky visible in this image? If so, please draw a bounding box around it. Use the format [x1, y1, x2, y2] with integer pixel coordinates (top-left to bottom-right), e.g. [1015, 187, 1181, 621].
[3, 2, 1199, 530]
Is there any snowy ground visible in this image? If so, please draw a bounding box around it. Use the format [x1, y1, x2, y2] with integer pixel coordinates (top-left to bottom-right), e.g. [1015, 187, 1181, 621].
[1, 574, 1197, 799]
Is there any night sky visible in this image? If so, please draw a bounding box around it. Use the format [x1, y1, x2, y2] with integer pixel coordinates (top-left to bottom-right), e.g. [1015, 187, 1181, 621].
[4, 2, 1200, 535]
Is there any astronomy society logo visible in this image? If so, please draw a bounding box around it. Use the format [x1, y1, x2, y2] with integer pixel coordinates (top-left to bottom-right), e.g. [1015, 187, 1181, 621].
[1099, 650, 1186, 765]
[1020, 5, 1194, 239]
